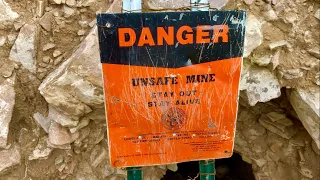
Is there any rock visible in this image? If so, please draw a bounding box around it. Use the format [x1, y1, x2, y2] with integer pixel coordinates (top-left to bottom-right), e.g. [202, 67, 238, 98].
[166, 164, 178, 172]
[282, 69, 303, 79]
[0, 60, 15, 78]
[33, 112, 51, 133]
[43, 42, 56, 51]
[69, 117, 90, 133]
[66, 0, 76, 6]
[244, 14, 263, 57]
[209, 0, 228, 10]
[39, 29, 104, 117]
[300, 166, 313, 179]
[0, 75, 15, 148]
[7, 34, 17, 44]
[252, 55, 271, 66]
[89, 19, 96, 27]
[241, 122, 266, 140]
[307, 48, 320, 59]
[77, 29, 85, 36]
[107, 175, 124, 180]
[264, 9, 278, 21]
[74, 126, 90, 146]
[54, 55, 64, 65]
[53, 50, 62, 57]
[63, 5, 74, 17]
[269, 40, 288, 50]
[47, 139, 71, 149]
[9, 24, 37, 73]
[0, 145, 20, 173]
[78, 20, 88, 27]
[90, 145, 107, 168]
[311, 140, 320, 155]
[80, 0, 95, 7]
[36, 1, 45, 17]
[0, 0, 19, 29]
[144, 0, 189, 9]
[39, 0, 120, 119]
[315, 9, 320, 20]
[49, 0, 62, 4]
[266, 112, 293, 126]
[240, 62, 281, 106]
[266, 150, 280, 161]
[39, 12, 53, 31]
[252, 158, 267, 167]
[48, 105, 79, 127]
[259, 113, 297, 139]
[0, 36, 5, 46]
[43, 56, 52, 64]
[75, 160, 98, 180]
[28, 136, 53, 160]
[271, 50, 280, 70]
[13, 22, 24, 31]
[48, 121, 79, 146]
[244, 0, 255, 5]
[289, 88, 320, 149]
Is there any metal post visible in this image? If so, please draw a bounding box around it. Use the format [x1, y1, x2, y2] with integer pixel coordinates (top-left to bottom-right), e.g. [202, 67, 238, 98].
[127, 167, 142, 180]
[122, 0, 142, 179]
[199, 160, 215, 180]
[190, 0, 209, 11]
[189, 1, 216, 180]
[122, 0, 141, 13]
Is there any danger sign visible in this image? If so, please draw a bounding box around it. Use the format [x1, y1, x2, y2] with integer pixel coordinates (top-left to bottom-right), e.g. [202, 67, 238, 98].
[97, 11, 246, 167]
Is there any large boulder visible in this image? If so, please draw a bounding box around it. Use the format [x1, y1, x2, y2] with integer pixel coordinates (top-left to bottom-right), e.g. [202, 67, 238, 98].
[240, 61, 281, 106]
[289, 88, 320, 149]
[39, 0, 121, 119]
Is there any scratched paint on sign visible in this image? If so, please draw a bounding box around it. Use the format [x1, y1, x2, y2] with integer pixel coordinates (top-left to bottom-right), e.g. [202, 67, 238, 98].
[96, 11, 246, 167]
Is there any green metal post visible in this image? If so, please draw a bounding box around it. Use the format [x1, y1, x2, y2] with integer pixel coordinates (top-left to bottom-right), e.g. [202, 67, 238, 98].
[127, 167, 142, 180]
[122, 0, 142, 178]
[199, 160, 215, 180]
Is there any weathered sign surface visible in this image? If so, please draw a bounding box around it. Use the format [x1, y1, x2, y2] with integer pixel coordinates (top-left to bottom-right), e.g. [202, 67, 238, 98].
[97, 11, 246, 167]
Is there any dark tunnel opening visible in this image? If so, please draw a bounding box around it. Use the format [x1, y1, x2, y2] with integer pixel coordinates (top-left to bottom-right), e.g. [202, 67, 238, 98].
[162, 153, 255, 180]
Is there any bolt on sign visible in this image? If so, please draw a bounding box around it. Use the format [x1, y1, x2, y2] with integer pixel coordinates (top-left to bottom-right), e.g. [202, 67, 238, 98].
[96, 11, 246, 167]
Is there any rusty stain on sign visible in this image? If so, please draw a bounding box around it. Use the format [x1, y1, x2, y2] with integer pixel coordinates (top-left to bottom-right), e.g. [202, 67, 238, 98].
[96, 11, 246, 167]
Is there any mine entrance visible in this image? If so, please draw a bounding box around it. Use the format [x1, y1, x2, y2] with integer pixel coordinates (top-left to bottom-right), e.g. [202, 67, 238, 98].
[162, 153, 255, 180]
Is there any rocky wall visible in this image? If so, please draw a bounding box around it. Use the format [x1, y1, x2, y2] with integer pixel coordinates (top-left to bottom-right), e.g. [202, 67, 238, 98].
[0, 0, 319, 179]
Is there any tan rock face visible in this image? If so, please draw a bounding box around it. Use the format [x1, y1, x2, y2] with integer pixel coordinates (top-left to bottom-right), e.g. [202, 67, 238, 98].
[289, 88, 320, 149]
[39, 28, 103, 118]
[0, 75, 15, 148]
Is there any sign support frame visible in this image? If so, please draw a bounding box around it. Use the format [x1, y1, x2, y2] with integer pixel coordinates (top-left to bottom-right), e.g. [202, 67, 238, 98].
[122, 0, 143, 180]
[190, 1, 216, 179]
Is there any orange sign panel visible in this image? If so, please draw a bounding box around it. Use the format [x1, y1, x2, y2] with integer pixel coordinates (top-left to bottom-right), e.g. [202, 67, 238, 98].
[97, 11, 246, 167]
